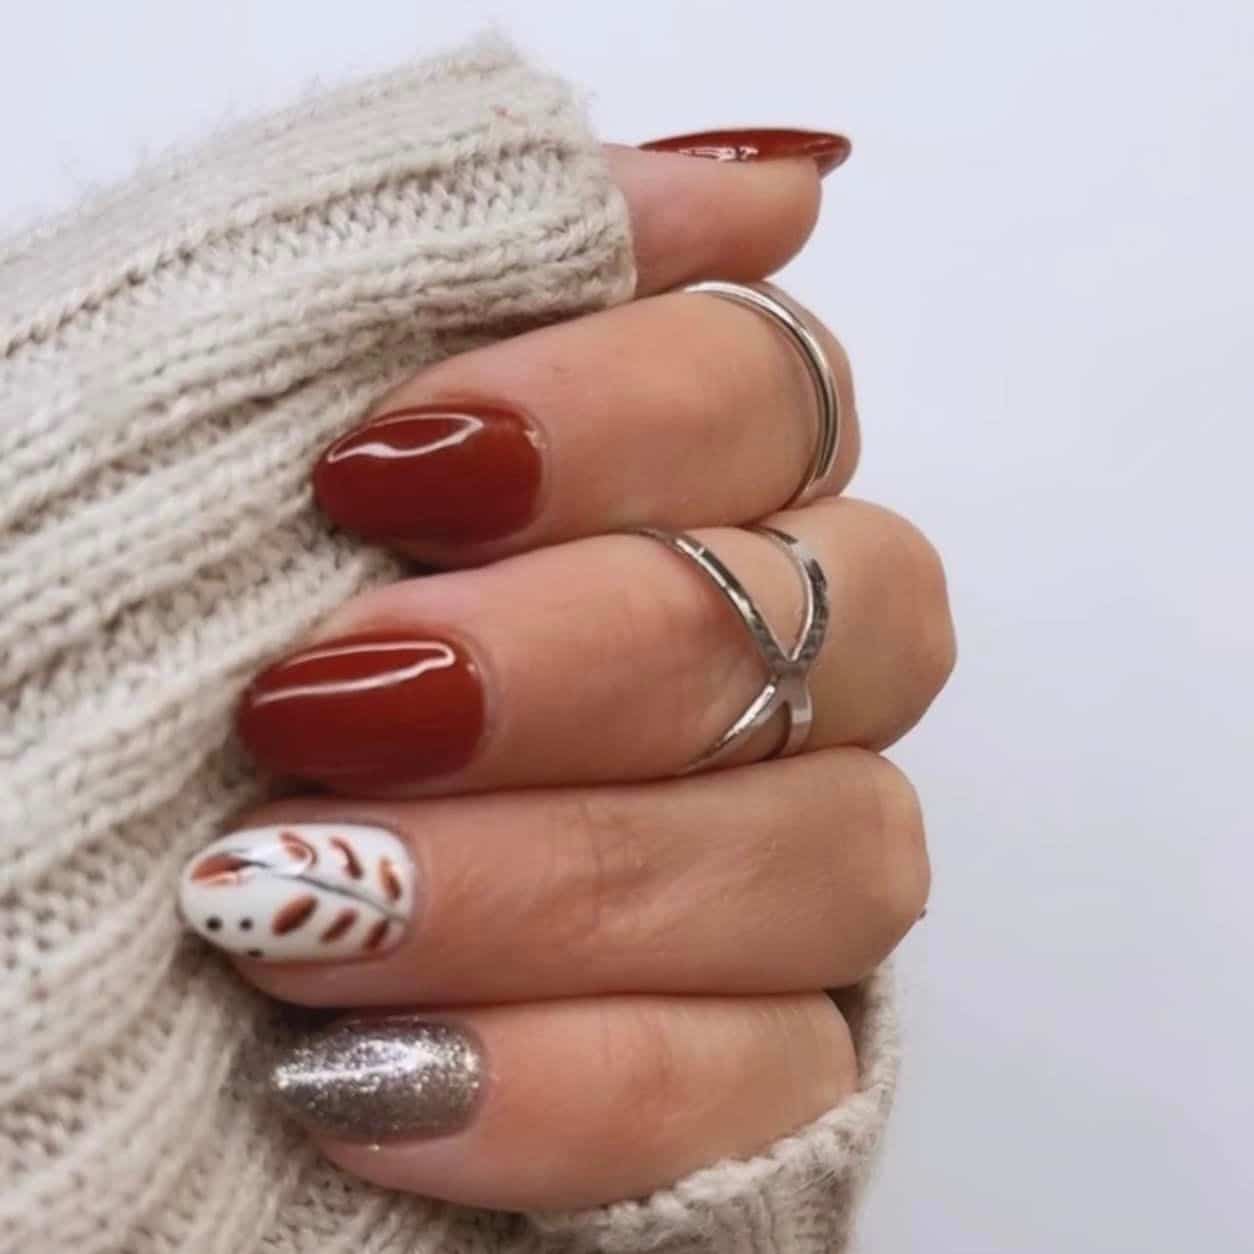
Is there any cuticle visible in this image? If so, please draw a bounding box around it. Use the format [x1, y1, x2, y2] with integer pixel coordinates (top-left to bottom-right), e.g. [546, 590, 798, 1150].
[522, 405, 554, 534]
[450, 623, 503, 781]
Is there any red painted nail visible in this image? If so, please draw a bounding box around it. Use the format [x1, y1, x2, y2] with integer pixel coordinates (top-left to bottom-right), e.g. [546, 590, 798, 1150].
[640, 128, 851, 177]
[237, 631, 484, 792]
[314, 403, 543, 546]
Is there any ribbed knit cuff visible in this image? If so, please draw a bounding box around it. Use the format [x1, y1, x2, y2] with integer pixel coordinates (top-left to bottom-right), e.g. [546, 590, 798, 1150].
[1, 34, 635, 365]
[0, 37, 637, 1254]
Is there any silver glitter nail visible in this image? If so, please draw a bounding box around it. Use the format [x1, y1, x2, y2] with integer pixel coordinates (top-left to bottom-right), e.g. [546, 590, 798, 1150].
[267, 1018, 484, 1141]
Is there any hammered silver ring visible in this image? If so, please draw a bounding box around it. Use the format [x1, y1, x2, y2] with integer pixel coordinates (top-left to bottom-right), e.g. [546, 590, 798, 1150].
[631, 525, 830, 771]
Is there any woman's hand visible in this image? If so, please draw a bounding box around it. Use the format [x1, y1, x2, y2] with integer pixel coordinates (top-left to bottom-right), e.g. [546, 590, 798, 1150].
[177, 132, 954, 1212]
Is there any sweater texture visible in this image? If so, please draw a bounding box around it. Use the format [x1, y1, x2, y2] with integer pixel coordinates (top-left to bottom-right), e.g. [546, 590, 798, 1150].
[0, 35, 896, 1253]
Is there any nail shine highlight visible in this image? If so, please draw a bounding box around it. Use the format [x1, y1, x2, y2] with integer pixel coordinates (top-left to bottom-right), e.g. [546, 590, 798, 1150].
[268, 1018, 484, 1141]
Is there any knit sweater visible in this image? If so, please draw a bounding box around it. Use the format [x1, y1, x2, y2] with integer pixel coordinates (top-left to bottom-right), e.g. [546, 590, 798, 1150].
[0, 35, 897, 1254]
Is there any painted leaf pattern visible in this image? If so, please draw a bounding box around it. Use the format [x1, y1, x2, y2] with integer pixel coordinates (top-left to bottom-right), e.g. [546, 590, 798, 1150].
[179, 824, 412, 961]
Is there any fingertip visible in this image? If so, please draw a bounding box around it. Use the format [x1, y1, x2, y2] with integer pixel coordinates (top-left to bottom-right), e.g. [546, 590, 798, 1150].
[607, 145, 825, 295]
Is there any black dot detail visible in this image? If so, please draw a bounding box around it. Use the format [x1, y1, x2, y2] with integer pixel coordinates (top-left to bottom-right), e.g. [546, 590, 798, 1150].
[206, 917, 222, 932]
[239, 918, 253, 931]
[247, 949, 264, 959]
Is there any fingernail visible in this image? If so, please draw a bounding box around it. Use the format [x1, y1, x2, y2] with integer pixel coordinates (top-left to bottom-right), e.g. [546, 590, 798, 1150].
[178, 823, 415, 962]
[640, 128, 852, 177]
[268, 1017, 484, 1141]
[237, 631, 485, 791]
[314, 403, 543, 546]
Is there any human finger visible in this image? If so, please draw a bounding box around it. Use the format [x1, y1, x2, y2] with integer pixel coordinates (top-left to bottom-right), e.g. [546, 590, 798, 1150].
[264, 993, 856, 1210]
[178, 748, 929, 1000]
[235, 498, 956, 795]
[314, 285, 858, 563]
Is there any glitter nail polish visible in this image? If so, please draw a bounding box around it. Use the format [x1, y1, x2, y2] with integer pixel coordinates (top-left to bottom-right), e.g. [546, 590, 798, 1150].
[267, 1018, 484, 1141]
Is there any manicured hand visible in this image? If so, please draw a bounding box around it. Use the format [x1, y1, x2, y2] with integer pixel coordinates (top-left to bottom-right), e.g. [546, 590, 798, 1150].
[179, 131, 954, 1212]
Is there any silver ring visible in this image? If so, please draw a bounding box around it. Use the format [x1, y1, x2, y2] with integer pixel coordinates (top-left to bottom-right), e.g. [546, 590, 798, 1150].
[683, 279, 841, 506]
[631, 525, 829, 771]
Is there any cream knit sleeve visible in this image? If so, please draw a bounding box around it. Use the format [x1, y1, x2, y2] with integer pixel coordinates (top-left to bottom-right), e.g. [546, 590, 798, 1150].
[0, 36, 896, 1254]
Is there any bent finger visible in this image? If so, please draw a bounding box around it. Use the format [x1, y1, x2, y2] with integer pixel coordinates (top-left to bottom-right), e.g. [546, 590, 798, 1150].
[179, 748, 929, 1001]
[266, 993, 855, 1211]
[315, 286, 858, 563]
[235, 498, 956, 795]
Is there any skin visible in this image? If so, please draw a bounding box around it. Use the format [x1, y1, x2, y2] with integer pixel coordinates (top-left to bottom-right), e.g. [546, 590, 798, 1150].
[212, 145, 956, 1210]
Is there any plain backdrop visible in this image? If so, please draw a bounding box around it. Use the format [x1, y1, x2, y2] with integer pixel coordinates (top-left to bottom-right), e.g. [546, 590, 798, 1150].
[3, 2, 1251, 1250]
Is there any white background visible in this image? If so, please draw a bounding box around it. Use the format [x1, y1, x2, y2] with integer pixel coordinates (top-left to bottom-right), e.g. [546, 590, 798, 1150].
[4, 2, 1251, 1250]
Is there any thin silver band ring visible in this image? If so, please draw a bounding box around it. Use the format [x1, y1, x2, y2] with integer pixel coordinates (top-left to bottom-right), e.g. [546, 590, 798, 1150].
[631, 525, 830, 771]
[683, 279, 841, 506]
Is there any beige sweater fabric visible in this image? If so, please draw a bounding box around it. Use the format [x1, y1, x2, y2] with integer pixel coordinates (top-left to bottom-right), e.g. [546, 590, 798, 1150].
[0, 36, 897, 1254]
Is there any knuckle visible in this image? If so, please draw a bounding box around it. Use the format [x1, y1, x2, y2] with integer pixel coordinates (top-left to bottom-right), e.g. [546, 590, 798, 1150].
[541, 791, 655, 953]
[862, 756, 932, 949]
[873, 506, 958, 703]
[430, 792, 654, 976]
[603, 1002, 690, 1151]
[904, 526, 958, 697]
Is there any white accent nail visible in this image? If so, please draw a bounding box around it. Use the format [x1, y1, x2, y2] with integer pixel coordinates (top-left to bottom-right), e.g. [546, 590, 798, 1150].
[178, 823, 415, 963]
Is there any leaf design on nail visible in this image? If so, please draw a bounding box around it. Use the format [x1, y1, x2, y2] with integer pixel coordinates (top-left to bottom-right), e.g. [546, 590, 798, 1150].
[189, 829, 314, 888]
[330, 837, 362, 878]
[320, 908, 358, 942]
[273, 894, 318, 935]
[280, 831, 317, 869]
[188, 852, 254, 885]
[380, 857, 403, 902]
[180, 825, 412, 959]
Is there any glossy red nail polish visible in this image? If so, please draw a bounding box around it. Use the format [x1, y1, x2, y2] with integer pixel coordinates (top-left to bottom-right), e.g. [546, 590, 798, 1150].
[237, 631, 484, 791]
[314, 403, 543, 546]
[640, 128, 852, 177]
